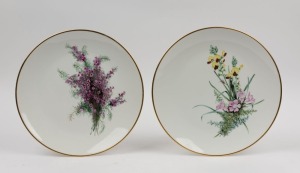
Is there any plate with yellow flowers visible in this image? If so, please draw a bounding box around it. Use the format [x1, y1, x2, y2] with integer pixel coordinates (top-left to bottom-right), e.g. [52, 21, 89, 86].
[16, 30, 143, 156]
[152, 27, 282, 155]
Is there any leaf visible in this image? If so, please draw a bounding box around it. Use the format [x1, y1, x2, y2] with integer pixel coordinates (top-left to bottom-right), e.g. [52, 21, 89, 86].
[201, 111, 217, 120]
[254, 99, 264, 105]
[209, 45, 218, 55]
[213, 71, 231, 98]
[84, 60, 92, 68]
[58, 69, 69, 80]
[214, 90, 224, 102]
[91, 120, 105, 135]
[73, 62, 82, 72]
[193, 104, 217, 111]
[81, 45, 88, 55]
[79, 101, 92, 113]
[71, 89, 79, 98]
[203, 107, 256, 137]
[242, 122, 249, 133]
[100, 56, 110, 62]
[106, 107, 113, 121]
[209, 81, 230, 100]
[65, 43, 72, 49]
[232, 56, 238, 67]
[244, 74, 255, 91]
[193, 104, 224, 118]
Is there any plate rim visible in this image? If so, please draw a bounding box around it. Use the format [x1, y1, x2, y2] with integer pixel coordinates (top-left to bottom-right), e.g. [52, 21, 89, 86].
[15, 29, 144, 157]
[151, 26, 282, 156]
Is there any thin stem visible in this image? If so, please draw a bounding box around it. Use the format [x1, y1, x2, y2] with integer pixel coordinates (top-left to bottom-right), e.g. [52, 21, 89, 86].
[254, 99, 264, 105]
[213, 71, 232, 99]
[244, 74, 255, 92]
[242, 122, 249, 133]
[209, 81, 230, 101]
[229, 79, 236, 99]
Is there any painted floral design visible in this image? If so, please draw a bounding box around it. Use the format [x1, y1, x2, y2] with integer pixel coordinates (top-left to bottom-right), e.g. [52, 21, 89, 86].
[194, 45, 263, 137]
[58, 44, 125, 134]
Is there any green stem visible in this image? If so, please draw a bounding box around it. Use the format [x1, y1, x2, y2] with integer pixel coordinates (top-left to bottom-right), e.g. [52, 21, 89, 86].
[209, 81, 230, 101]
[222, 74, 231, 92]
[242, 122, 249, 133]
[229, 79, 236, 99]
[254, 99, 264, 105]
[244, 74, 255, 92]
[193, 104, 224, 120]
[213, 71, 232, 99]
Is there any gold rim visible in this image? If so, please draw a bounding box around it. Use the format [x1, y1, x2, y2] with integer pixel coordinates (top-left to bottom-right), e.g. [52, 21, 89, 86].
[152, 26, 282, 156]
[15, 29, 144, 157]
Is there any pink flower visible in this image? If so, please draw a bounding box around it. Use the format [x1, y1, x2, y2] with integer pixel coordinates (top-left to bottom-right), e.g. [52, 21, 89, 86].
[62, 44, 126, 127]
[216, 101, 225, 110]
[80, 54, 86, 61]
[228, 99, 241, 112]
[237, 90, 246, 102]
[216, 101, 229, 112]
[245, 92, 255, 104]
[93, 57, 101, 66]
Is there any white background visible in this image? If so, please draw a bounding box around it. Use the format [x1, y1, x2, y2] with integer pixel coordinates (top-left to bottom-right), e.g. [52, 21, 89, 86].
[0, 0, 299, 172]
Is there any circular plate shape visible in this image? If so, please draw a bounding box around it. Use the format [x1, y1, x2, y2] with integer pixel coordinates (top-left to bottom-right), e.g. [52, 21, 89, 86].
[152, 27, 281, 156]
[16, 30, 143, 156]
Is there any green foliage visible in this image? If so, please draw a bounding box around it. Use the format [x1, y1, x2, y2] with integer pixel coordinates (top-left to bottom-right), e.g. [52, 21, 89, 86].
[232, 56, 238, 67]
[58, 69, 69, 80]
[194, 45, 264, 137]
[100, 56, 110, 62]
[91, 114, 105, 135]
[214, 90, 223, 102]
[65, 44, 72, 49]
[78, 101, 92, 113]
[66, 44, 79, 61]
[70, 89, 80, 98]
[81, 45, 88, 55]
[210, 45, 218, 55]
[232, 77, 240, 92]
[71, 101, 115, 134]
[90, 106, 114, 134]
[73, 62, 82, 72]
[60, 44, 125, 135]
[209, 109, 256, 137]
[209, 81, 229, 101]
[83, 60, 92, 68]
[105, 106, 113, 121]
[244, 74, 255, 92]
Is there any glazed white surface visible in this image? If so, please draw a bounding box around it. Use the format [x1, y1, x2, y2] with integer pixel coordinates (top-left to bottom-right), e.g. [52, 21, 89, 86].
[16, 31, 143, 155]
[1, 0, 299, 173]
[153, 28, 281, 155]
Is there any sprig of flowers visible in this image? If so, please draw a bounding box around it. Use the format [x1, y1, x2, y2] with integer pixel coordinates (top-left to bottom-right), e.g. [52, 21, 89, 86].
[58, 44, 126, 135]
[194, 45, 263, 137]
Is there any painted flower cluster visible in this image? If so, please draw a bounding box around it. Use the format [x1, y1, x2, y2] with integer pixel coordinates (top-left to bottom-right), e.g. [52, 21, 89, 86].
[58, 44, 125, 134]
[216, 91, 255, 113]
[194, 45, 263, 137]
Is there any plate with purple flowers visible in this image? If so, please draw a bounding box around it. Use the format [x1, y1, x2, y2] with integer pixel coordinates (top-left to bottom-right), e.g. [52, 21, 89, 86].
[152, 27, 282, 155]
[16, 30, 143, 156]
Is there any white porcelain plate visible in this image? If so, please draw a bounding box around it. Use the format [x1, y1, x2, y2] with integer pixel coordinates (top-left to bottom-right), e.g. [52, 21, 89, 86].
[16, 30, 143, 156]
[152, 27, 281, 155]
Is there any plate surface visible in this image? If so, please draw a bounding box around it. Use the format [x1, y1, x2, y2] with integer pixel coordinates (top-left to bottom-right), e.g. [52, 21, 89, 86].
[152, 27, 281, 155]
[16, 30, 143, 156]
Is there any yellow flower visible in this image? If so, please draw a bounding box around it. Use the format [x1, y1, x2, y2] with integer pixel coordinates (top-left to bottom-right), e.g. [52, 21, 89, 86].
[231, 64, 243, 76]
[226, 65, 243, 78]
[221, 63, 226, 71]
[221, 51, 227, 57]
[212, 61, 219, 70]
[214, 54, 221, 62]
[207, 56, 214, 64]
[226, 72, 232, 79]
